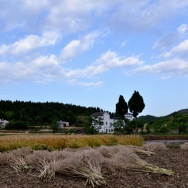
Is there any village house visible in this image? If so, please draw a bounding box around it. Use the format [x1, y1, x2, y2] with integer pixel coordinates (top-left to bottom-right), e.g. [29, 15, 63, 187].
[58, 120, 69, 128]
[91, 112, 133, 134]
[0, 119, 9, 128]
[91, 112, 118, 134]
[125, 112, 134, 121]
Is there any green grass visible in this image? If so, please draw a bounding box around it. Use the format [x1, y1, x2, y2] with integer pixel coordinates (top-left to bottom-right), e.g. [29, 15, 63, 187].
[166, 143, 181, 149]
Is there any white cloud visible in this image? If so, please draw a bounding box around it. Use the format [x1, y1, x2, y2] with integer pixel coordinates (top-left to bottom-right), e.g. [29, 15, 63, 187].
[162, 39, 188, 58]
[65, 50, 143, 77]
[0, 31, 61, 55]
[1, 0, 188, 33]
[60, 31, 100, 62]
[135, 58, 188, 76]
[107, 1, 188, 32]
[0, 50, 143, 83]
[177, 24, 188, 33]
[67, 79, 103, 88]
[120, 41, 127, 48]
[160, 76, 171, 80]
[0, 55, 61, 83]
[153, 24, 188, 49]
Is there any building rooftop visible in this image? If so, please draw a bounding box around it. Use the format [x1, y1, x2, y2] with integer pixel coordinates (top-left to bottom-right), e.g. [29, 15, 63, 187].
[91, 112, 104, 117]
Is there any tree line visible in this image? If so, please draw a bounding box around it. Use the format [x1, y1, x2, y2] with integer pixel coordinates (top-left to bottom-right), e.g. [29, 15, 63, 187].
[0, 100, 103, 130]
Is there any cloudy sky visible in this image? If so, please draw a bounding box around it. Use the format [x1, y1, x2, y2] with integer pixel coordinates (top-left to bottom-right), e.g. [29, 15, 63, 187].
[0, 0, 188, 117]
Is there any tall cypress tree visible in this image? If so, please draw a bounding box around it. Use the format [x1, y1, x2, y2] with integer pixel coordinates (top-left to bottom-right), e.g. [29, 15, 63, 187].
[128, 91, 145, 118]
[116, 95, 128, 118]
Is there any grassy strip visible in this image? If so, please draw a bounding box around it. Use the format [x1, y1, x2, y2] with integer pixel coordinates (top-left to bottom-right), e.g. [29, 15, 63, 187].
[0, 135, 144, 152]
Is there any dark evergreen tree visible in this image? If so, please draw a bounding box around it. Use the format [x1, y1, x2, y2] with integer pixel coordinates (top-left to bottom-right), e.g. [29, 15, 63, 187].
[116, 95, 128, 118]
[128, 91, 145, 118]
[128, 91, 145, 134]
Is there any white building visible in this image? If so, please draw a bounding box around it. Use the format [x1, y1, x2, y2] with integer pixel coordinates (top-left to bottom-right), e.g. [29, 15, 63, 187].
[91, 112, 119, 134]
[58, 120, 69, 128]
[0, 119, 9, 128]
[124, 113, 134, 121]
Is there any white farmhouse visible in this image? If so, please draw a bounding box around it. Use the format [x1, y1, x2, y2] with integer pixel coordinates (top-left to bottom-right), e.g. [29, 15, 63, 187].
[91, 112, 118, 134]
[124, 113, 134, 121]
[58, 120, 69, 128]
[0, 119, 9, 128]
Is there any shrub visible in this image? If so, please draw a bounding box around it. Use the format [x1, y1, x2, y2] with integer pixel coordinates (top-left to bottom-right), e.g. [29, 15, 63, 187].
[5, 121, 28, 130]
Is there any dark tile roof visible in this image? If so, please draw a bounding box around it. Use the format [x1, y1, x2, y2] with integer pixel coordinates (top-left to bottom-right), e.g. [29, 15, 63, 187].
[91, 112, 104, 117]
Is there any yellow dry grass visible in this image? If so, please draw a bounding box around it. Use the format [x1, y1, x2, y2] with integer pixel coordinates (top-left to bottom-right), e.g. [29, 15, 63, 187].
[0, 134, 144, 152]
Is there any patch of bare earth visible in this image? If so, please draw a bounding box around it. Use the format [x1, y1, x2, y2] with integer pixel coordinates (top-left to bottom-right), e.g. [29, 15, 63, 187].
[0, 149, 188, 188]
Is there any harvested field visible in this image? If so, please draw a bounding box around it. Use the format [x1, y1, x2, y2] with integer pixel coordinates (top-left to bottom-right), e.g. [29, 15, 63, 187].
[0, 145, 188, 188]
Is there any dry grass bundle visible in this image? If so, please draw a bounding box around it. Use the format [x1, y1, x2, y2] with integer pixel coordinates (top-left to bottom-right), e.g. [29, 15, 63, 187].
[98, 145, 173, 176]
[141, 142, 168, 152]
[0, 149, 32, 172]
[0, 152, 12, 164]
[53, 149, 106, 187]
[0, 147, 33, 171]
[0, 144, 174, 186]
[37, 158, 57, 179]
[10, 156, 31, 172]
[97, 145, 120, 158]
[130, 146, 155, 156]
[180, 142, 188, 150]
[26, 150, 50, 168]
[11, 147, 33, 157]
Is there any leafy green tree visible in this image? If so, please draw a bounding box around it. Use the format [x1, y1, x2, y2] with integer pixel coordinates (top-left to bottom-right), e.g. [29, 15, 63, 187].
[5, 120, 28, 130]
[112, 119, 125, 134]
[50, 119, 58, 133]
[5, 111, 15, 120]
[84, 116, 95, 135]
[116, 95, 128, 118]
[92, 116, 103, 134]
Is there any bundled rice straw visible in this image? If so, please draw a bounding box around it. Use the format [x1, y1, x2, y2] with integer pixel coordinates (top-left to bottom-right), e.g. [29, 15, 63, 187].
[10, 156, 31, 172]
[0, 148, 32, 172]
[52, 149, 106, 187]
[37, 158, 57, 179]
[128, 146, 155, 156]
[0, 144, 174, 186]
[98, 145, 173, 176]
[141, 142, 168, 152]
[180, 142, 188, 150]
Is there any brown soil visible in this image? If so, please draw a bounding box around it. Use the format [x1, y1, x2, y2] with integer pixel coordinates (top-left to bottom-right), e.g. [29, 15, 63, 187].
[0, 149, 188, 188]
[143, 135, 188, 140]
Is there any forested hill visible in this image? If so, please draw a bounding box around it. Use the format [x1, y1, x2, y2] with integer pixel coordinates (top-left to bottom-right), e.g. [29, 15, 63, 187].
[138, 109, 188, 123]
[162, 109, 188, 118]
[0, 100, 103, 125]
[138, 115, 158, 123]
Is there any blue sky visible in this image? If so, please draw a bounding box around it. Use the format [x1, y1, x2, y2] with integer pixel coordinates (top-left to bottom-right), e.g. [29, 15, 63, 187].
[0, 0, 188, 117]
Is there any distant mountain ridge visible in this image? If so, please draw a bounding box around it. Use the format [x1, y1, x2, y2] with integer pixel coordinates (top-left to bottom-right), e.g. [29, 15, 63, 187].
[138, 108, 188, 123]
[163, 109, 188, 118]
